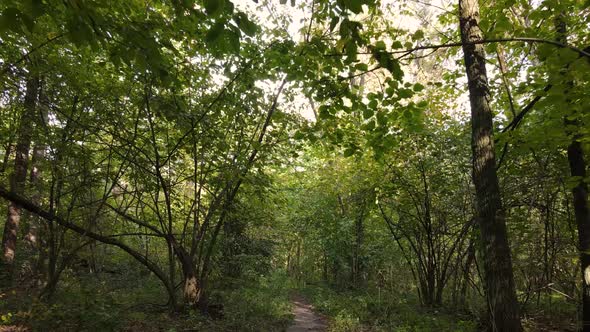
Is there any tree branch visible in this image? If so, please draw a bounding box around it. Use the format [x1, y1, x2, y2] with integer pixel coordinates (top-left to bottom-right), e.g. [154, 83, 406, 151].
[0, 185, 172, 294]
[326, 37, 590, 59]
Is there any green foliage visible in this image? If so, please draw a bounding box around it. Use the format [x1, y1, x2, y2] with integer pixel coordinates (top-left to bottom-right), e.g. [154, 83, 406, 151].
[213, 273, 294, 331]
[0, 0, 589, 330]
[299, 283, 477, 332]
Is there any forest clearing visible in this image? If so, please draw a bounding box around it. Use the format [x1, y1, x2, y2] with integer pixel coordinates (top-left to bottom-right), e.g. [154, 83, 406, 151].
[0, 0, 589, 331]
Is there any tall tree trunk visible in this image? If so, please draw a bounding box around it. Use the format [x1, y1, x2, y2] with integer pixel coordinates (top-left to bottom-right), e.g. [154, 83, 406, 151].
[2, 76, 39, 274]
[26, 82, 49, 280]
[458, 1, 522, 330]
[567, 138, 590, 331]
[1, 143, 13, 174]
[352, 205, 365, 288]
[554, 13, 590, 330]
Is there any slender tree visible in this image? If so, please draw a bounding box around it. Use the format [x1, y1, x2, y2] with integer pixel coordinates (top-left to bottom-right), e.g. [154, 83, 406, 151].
[554, 12, 590, 330]
[2, 74, 39, 275]
[458, 0, 522, 330]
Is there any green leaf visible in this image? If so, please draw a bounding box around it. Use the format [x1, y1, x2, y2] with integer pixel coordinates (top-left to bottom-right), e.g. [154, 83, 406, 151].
[225, 29, 241, 54]
[343, 147, 356, 157]
[205, 22, 225, 43]
[389, 59, 403, 80]
[204, 0, 225, 16]
[0, 8, 21, 34]
[376, 111, 388, 126]
[374, 40, 386, 50]
[495, 16, 511, 34]
[363, 108, 374, 119]
[329, 16, 339, 32]
[294, 131, 305, 140]
[411, 30, 424, 41]
[343, 0, 363, 14]
[363, 120, 375, 131]
[416, 100, 428, 108]
[345, 41, 358, 62]
[398, 88, 413, 98]
[355, 63, 369, 71]
[319, 105, 333, 119]
[391, 41, 403, 49]
[413, 83, 425, 92]
[235, 13, 257, 37]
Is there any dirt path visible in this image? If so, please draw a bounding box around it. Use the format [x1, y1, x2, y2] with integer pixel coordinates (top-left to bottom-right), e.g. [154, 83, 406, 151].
[286, 295, 328, 332]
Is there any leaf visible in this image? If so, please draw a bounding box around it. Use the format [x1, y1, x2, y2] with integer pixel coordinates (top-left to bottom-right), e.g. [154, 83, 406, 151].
[355, 63, 368, 71]
[235, 12, 257, 37]
[319, 105, 333, 119]
[68, 19, 94, 46]
[413, 83, 425, 92]
[411, 30, 424, 41]
[374, 40, 386, 50]
[398, 88, 413, 99]
[343, 147, 356, 157]
[344, 39, 357, 62]
[294, 131, 305, 140]
[204, 0, 225, 16]
[329, 16, 339, 32]
[363, 120, 375, 131]
[161, 39, 180, 55]
[226, 29, 240, 54]
[389, 59, 403, 80]
[376, 111, 388, 126]
[495, 16, 511, 34]
[0, 8, 21, 34]
[343, 0, 362, 14]
[391, 41, 403, 49]
[205, 22, 225, 43]
[363, 108, 374, 119]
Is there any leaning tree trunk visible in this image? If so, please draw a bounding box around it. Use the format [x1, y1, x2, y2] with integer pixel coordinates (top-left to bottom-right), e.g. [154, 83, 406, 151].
[458, 0, 522, 331]
[2, 76, 39, 276]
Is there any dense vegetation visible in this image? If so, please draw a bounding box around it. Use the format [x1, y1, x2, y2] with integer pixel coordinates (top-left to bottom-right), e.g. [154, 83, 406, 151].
[0, 0, 589, 331]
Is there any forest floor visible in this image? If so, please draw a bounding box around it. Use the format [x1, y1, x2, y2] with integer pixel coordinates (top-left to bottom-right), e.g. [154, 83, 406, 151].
[0, 271, 579, 331]
[286, 294, 328, 332]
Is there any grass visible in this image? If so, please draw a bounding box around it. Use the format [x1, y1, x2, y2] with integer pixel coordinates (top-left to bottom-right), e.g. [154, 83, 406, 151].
[1, 268, 577, 331]
[298, 282, 478, 332]
[0, 269, 294, 331]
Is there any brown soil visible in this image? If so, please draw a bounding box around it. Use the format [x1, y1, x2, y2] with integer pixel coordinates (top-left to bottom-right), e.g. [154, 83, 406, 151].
[286, 295, 328, 332]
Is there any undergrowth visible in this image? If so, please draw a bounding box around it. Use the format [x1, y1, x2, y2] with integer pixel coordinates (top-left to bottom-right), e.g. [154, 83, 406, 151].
[0, 271, 293, 331]
[298, 282, 477, 332]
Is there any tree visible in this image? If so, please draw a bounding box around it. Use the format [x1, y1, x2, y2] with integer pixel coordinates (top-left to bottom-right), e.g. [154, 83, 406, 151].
[458, 0, 522, 330]
[1, 73, 39, 279]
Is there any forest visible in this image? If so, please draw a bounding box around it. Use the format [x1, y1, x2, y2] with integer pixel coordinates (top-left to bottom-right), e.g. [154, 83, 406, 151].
[0, 0, 589, 331]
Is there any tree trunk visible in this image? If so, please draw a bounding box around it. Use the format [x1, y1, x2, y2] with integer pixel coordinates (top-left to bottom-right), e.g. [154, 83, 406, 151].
[26, 83, 49, 281]
[567, 139, 590, 331]
[352, 206, 365, 288]
[458, 0, 522, 330]
[2, 76, 39, 273]
[1, 143, 12, 174]
[554, 14, 590, 331]
[181, 257, 199, 307]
